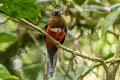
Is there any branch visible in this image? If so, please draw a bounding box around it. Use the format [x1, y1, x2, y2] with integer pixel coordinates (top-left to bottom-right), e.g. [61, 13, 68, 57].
[0, 17, 9, 24]
[77, 63, 101, 80]
[101, 60, 110, 80]
[19, 19, 102, 62]
[107, 36, 120, 80]
[77, 58, 120, 80]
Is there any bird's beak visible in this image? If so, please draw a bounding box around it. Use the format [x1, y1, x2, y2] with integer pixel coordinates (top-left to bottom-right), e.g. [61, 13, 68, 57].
[59, 11, 63, 15]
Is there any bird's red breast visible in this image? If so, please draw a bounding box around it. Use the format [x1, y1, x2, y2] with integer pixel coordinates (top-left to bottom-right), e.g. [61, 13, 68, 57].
[45, 26, 66, 49]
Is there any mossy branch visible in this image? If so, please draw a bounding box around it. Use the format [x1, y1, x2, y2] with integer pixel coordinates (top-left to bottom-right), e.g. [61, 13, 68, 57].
[19, 19, 102, 62]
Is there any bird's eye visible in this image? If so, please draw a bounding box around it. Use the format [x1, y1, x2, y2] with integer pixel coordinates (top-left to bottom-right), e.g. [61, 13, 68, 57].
[52, 12, 59, 16]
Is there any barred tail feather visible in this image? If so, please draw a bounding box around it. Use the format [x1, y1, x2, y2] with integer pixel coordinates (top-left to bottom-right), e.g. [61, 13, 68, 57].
[47, 67, 55, 77]
[46, 47, 58, 78]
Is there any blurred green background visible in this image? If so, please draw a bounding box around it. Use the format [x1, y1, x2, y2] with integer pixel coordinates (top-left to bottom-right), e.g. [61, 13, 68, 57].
[0, 0, 120, 80]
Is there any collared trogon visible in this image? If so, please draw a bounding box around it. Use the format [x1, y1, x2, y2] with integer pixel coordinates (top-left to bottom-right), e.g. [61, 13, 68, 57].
[44, 9, 67, 77]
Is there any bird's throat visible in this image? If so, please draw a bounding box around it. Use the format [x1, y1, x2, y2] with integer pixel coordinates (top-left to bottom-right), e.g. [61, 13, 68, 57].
[50, 28, 63, 32]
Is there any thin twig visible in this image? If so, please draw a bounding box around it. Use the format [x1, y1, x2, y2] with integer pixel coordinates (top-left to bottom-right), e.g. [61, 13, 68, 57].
[77, 58, 120, 80]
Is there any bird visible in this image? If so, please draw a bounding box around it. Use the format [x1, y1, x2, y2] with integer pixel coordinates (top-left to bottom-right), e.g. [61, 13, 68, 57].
[44, 9, 67, 77]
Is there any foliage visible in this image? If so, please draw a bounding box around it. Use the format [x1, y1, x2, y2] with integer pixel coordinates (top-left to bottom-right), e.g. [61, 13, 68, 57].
[0, 0, 40, 18]
[0, 32, 16, 43]
[0, 64, 19, 80]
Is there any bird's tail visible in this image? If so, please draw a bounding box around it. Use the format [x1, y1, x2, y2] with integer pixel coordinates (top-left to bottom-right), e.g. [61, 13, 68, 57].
[45, 48, 58, 77]
[46, 66, 55, 77]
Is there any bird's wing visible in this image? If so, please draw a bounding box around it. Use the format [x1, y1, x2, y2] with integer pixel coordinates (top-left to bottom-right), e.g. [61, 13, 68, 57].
[44, 24, 48, 40]
[60, 27, 67, 44]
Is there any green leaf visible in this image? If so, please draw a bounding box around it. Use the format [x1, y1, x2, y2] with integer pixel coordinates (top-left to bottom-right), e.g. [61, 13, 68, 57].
[63, 51, 72, 60]
[93, 8, 120, 40]
[104, 52, 114, 60]
[0, 64, 11, 79]
[0, 64, 19, 80]
[106, 32, 117, 44]
[74, 0, 85, 5]
[8, 76, 19, 80]
[0, 32, 16, 43]
[61, 0, 67, 4]
[0, 0, 41, 18]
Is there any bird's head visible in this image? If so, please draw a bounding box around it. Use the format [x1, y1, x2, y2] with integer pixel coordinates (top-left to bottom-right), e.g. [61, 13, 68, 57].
[51, 9, 63, 17]
[48, 9, 66, 29]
